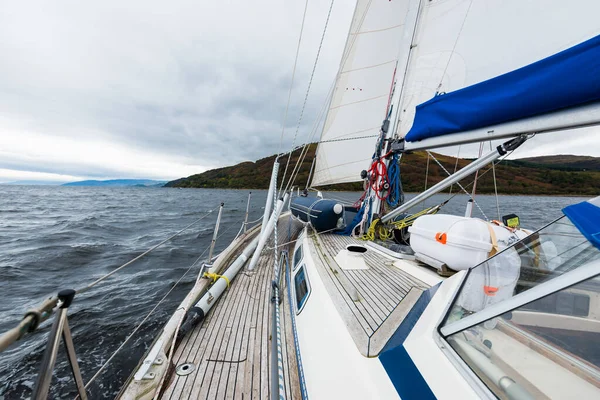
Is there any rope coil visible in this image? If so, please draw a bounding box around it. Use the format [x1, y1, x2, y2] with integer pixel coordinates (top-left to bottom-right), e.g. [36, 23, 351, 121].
[361, 203, 445, 242]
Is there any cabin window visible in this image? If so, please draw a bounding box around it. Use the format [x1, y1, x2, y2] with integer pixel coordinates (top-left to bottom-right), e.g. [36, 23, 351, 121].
[439, 212, 600, 399]
[521, 291, 590, 317]
[445, 272, 600, 399]
[293, 245, 303, 270]
[294, 266, 310, 314]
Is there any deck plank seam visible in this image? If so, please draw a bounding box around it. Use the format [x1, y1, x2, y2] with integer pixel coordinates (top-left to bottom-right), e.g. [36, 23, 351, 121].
[311, 234, 375, 335]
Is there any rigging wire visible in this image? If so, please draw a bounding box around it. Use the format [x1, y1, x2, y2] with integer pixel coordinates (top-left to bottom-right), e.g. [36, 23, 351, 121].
[436, 0, 474, 93]
[279, 0, 336, 193]
[284, 0, 375, 193]
[305, 157, 316, 190]
[82, 218, 243, 391]
[422, 152, 430, 210]
[429, 143, 525, 223]
[426, 150, 489, 220]
[286, 85, 334, 191]
[284, 85, 332, 193]
[490, 141, 501, 220]
[448, 145, 462, 195]
[278, 0, 310, 154]
[76, 209, 216, 295]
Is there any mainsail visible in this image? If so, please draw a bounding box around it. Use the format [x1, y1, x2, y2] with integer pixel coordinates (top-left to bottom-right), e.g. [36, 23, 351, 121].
[397, 0, 600, 147]
[310, 0, 413, 187]
[313, 0, 600, 185]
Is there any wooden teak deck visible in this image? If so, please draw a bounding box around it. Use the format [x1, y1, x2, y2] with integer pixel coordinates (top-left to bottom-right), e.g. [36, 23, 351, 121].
[310, 232, 430, 356]
[161, 218, 303, 400]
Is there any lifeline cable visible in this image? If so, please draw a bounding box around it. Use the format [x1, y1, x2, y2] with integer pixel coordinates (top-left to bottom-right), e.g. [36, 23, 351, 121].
[0, 207, 219, 352]
[427, 150, 489, 220]
[82, 217, 243, 393]
[77, 208, 216, 294]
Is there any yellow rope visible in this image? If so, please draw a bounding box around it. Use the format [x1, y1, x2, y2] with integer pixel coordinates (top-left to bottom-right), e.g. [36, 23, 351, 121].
[361, 219, 379, 241]
[379, 225, 392, 240]
[391, 206, 440, 230]
[361, 205, 443, 242]
[203, 272, 230, 288]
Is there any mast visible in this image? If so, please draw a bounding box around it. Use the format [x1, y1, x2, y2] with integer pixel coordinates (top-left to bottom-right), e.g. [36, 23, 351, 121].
[368, 0, 423, 223]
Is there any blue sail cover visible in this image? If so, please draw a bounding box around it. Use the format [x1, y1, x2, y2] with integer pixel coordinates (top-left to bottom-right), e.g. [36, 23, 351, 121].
[405, 34, 600, 142]
[563, 198, 600, 251]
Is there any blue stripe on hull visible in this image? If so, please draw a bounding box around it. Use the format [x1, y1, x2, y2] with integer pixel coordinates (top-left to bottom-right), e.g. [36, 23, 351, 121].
[379, 284, 440, 399]
[406, 34, 600, 142]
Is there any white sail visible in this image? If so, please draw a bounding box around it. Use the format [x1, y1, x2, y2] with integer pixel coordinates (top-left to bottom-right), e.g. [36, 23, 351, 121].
[396, 0, 600, 144]
[311, 0, 413, 187]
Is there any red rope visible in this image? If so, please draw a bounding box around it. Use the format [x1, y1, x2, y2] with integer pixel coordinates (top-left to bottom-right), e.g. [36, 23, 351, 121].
[369, 159, 389, 200]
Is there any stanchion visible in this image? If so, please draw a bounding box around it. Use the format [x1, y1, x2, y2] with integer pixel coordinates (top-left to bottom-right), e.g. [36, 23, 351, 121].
[32, 289, 87, 400]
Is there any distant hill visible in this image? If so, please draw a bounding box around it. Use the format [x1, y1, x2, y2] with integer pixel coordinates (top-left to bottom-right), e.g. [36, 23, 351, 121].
[2, 180, 68, 186]
[165, 147, 600, 196]
[63, 179, 166, 187]
[504, 155, 600, 172]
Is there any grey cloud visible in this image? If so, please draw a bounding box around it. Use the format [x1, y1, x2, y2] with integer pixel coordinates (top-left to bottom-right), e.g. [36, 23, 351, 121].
[2, 1, 597, 183]
[0, 1, 353, 179]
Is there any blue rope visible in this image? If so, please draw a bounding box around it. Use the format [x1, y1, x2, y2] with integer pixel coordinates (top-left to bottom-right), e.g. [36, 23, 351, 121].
[337, 199, 367, 236]
[386, 153, 403, 207]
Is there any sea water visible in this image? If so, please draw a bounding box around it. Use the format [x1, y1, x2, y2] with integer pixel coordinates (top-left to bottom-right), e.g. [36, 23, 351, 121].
[0, 186, 588, 398]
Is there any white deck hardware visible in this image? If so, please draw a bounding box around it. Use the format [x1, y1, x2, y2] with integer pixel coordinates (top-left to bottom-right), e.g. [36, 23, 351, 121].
[133, 337, 165, 381]
[415, 252, 446, 271]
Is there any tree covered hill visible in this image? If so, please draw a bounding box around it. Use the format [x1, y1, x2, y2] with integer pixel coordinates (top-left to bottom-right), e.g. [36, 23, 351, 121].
[165, 146, 600, 196]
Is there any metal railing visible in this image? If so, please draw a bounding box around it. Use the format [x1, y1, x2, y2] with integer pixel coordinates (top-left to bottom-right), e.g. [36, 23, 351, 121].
[32, 289, 87, 400]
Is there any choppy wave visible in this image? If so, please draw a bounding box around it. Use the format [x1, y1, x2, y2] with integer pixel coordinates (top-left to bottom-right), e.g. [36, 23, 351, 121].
[0, 186, 587, 399]
[0, 186, 267, 399]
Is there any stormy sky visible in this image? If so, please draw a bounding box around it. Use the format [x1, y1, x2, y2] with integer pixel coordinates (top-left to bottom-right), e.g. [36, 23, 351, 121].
[1, 1, 598, 183]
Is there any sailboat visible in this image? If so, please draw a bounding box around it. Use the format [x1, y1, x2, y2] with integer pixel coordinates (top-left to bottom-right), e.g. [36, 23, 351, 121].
[1, 1, 600, 399]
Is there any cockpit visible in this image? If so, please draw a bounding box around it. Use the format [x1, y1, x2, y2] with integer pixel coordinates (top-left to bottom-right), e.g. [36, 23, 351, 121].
[439, 198, 600, 399]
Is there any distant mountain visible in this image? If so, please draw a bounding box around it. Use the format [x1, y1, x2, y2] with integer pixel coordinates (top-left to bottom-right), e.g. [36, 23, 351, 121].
[508, 155, 600, 172]
[62, 179, 166, 187]
[165, 148, 600, 196]
[2, 180, 68, 186]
